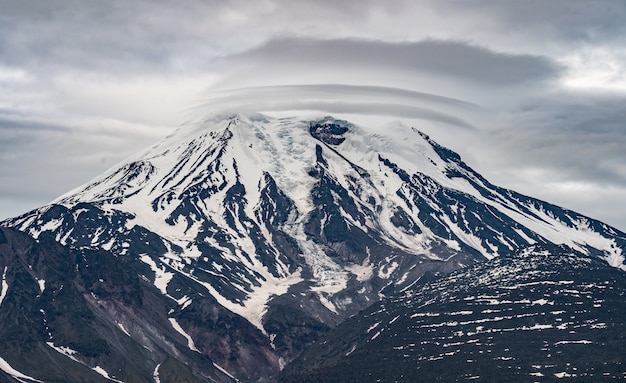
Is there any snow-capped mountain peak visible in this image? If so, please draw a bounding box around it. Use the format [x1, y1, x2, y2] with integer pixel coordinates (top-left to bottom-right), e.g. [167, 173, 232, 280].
[3, 113, 625, 381]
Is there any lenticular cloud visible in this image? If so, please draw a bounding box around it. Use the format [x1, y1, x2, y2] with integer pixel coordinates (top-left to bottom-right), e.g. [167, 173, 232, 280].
[193, 84, 479, 129]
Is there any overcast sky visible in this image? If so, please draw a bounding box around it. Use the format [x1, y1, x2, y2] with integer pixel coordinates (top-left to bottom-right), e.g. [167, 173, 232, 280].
[1, 0, 626, 231]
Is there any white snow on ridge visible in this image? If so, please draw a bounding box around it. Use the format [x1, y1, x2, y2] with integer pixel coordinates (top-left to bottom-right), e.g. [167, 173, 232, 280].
[0, 267, 8, 306]
[28, 216, 63, 239]
[346, 254, 374, 282]
[0, 356, 43, 382]
[140, 254, 173, 296]
[234, 266, 304, 331]
[92, 366, 124, 383]
[153, 364, 161, 383]
[554, 340, 592, 345]
[46, 342, 81, 363]
[117, 322, 132, 336]
[168, 318, 199, 352]
[213, 362, 237, 380]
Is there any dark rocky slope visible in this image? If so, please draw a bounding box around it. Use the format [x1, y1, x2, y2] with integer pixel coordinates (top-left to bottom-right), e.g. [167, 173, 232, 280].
[280, 245, 626, 382]
[0, 227, 245, 383]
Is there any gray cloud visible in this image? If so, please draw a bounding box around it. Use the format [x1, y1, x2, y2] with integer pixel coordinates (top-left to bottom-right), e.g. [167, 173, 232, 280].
[0, 114, 169, 220]
[487, 92, 626, 187]
[202, 84, 480, 110]
[2, 0, 624, 76]
[436, 89, 626, 231]
[447, 0, 626, 45]
[195, 84, 480, 129]
[218, 38, 562, 87]
[0, 1, 223, 76]
[1, 0, 625, 232]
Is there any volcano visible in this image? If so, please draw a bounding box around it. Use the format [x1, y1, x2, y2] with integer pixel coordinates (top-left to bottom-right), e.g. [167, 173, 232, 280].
[1, 113, 624, 382]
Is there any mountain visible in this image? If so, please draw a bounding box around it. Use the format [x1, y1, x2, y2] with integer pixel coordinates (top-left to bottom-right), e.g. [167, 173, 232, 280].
[2, 113, 625, 382]
[279, 244, 626, 382]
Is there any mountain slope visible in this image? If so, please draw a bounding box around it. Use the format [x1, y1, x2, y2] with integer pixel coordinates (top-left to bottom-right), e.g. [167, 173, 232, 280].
[279, 244, 626, 382]
[2, 113, 626, 381]
[0, 227, 239, 383]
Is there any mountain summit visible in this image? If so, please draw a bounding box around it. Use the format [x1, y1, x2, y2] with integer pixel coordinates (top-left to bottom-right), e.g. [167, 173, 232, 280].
[2, 113, 625, 382]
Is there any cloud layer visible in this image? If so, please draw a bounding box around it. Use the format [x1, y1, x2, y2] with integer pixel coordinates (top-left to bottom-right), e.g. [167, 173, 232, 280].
[1, 0, 626, 231]
[220, 38, 562, 86]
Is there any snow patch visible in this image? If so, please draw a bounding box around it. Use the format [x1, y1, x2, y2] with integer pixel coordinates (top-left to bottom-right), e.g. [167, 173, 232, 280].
[345, 254, 373, 282]
[0, 356, 43, 382]
[554, 340, 592, 345]
[532, 299, 553, 306]
[233, 266, 304, 331]
[153, 364, 161, 383]
[0, 267, 8, 306]
[449, 311, 473, 316]
[35, 217, 63, 236]
[378, 261, 399, 279]
[367, 321, 381, 333]
[168, 318, 199, 352]
[92, 366, 124, 383]
[213, 362, 237, 380]
[117, 322, 131, 337]
[345, 345, 357, 356]
[46, 342, 81, 363]
[140, 254, 173, 296]
[554, 372, 574, 378]
[178, 296, 193, 311]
